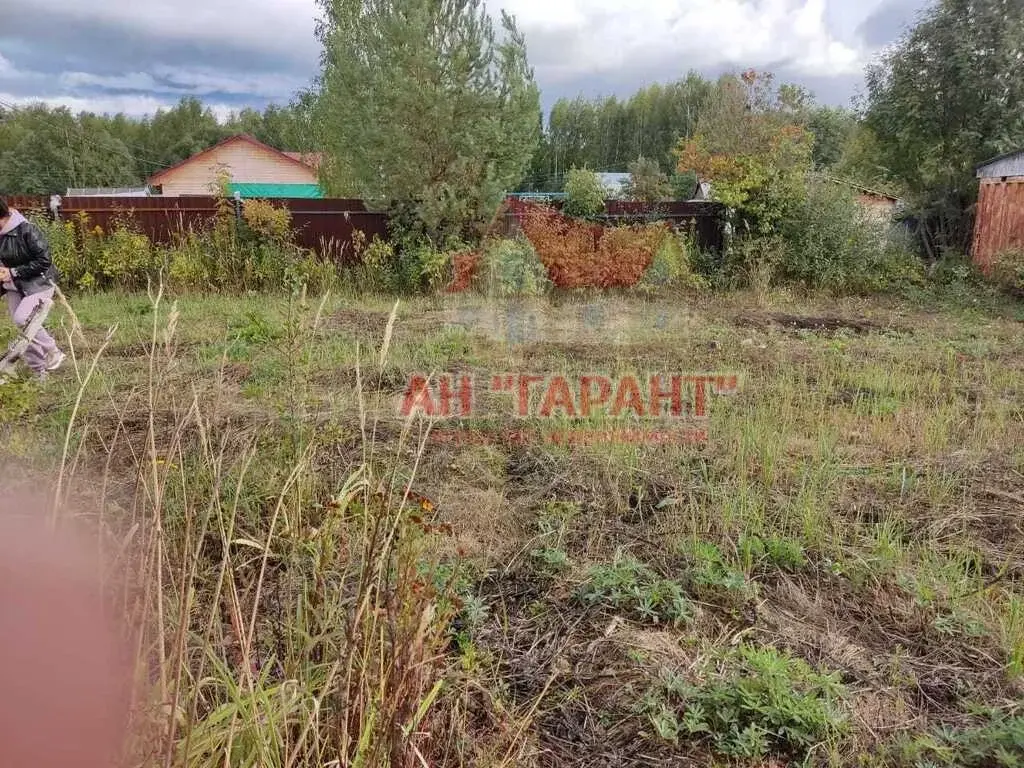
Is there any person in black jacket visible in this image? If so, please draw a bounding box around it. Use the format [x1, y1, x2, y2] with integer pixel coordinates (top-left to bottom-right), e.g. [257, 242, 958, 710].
[0, 198, 65, 378]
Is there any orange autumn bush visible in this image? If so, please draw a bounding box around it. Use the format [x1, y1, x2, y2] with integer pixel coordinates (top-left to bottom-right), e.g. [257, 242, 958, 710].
[447, 250, 482, 292]
[517, 203, 667, 289]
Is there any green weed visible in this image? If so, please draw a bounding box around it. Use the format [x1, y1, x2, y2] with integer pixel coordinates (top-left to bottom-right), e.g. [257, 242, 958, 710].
[578, 551, 693, 627]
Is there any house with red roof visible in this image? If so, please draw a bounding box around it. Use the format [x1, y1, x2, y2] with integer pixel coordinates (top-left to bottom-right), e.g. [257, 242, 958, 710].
[146, 134, 325, 198]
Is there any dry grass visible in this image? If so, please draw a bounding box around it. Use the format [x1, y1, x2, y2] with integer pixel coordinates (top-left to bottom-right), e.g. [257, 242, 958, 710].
[0, 285, 1022, 767]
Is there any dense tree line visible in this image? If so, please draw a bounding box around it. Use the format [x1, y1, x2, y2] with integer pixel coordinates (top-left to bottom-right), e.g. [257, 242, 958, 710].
[0, 97, 314, 194]
[523, 72, 858, 192]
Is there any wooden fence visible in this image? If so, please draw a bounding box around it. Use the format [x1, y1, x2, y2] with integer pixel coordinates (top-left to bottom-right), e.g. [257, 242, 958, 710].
[3, 195, 389, 264]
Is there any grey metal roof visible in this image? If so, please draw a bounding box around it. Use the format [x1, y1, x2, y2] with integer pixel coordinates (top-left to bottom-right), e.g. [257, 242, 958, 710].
[597, 172, 631, 193]
[976, 149, 1024, 178]
[66, 186, 152, 197]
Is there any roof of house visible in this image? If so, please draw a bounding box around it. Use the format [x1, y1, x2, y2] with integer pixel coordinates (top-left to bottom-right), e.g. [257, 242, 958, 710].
[283, 151, 324, 171]
[598, 172, 631, 189]
[146, 134, 320, 185]
[977, 148, 1024, 169]
[227, 182, 323, 199]
[66, 186, 151, 197]
[821, 174, 902, 202]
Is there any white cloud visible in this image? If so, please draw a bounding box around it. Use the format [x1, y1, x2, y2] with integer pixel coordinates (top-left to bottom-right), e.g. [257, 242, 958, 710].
[57, 67, 307, 99]
[150, 66, 309, 97]
[0, 53, 43, 83]
[0, 92, 236, 120]
[503, 0, 867, 83]
[4, 0, 915, 114]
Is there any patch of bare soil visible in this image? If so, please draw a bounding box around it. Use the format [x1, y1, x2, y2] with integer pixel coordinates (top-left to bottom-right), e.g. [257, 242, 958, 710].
[736, 312, 909, 335]
[310, 366, 409, 393]
[106, 339, 202, 358]
[323, 308, 392, 336]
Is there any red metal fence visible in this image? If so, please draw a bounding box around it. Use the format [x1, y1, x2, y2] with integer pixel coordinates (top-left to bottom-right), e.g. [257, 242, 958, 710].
[972, 179, 1024, 272]
[4, 195, 388, 264]
[4, 194, 726, 263]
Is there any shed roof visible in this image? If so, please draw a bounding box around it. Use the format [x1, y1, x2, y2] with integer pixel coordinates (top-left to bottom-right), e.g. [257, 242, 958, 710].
[976, 148, 1024, 178]
[820, 174, 902, 202]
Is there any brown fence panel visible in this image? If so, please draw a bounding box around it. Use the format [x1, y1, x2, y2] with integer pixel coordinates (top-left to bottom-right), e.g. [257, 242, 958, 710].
[284, 205, 388, 263]
[61, 197, 222, 243]
[3, 195, 50, 212]
[3, 195, 387, 264]
[972, 179, 1024, 273]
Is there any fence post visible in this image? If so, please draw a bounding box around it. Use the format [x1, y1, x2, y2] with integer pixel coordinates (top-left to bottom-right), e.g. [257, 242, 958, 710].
[233, 191, 242, 222]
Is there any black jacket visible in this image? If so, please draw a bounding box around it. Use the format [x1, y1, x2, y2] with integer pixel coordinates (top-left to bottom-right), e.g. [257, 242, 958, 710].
[0, 220, 61, 296]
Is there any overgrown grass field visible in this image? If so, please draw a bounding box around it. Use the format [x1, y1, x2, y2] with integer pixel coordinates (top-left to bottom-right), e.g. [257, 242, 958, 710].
[1, 286, 1022, 767]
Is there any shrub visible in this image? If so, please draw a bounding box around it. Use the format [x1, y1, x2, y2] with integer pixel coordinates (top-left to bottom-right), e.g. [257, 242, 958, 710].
[989, 248, 1024, 297]
[166, 231, 214, 290]
[563, 167, 606, 218]
[640, 230, 703, 289]
[625, 157, 672, 203]
[647, 644, 848, 760]
[776, 179, 924, 293]
[576, 551, 693, 627]
[482, 237, 550, 296]
[95, 213, 154, 288]
[519, 204, 667, 289]
[447, 250, 482, 293]
[347, 235, 400, 293]
[398, 243, 455, 293]
[33, 217, 78, 286]
[40, 198, 341, 294]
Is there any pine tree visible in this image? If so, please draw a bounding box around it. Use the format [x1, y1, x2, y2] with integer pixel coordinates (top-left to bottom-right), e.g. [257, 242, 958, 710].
[313, 0, 540, 245]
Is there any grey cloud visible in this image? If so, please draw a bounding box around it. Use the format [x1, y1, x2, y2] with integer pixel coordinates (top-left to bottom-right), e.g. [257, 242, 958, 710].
[2, 0, 919, 118]
[856, 0, 930, 48]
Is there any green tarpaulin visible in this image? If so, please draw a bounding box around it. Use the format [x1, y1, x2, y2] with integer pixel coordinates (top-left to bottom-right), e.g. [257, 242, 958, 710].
[227, 183, 324, 199]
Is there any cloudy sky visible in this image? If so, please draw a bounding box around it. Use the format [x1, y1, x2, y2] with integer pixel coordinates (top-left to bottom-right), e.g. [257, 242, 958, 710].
[0, 0, 930, 121]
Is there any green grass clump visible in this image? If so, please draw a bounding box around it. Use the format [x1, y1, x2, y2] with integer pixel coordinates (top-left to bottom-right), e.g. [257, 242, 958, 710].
[889, 712, 1024, 767]
[577, 551, 693, 627]
[645, 644, 848, 761]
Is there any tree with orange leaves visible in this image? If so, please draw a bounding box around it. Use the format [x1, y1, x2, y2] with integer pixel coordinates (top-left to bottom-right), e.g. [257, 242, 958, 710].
[673, 71, 814, 235]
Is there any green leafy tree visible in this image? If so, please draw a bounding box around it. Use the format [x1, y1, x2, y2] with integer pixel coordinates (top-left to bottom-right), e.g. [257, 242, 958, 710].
[528, 73, 715, 190]
[562, 168, 606, 218]
[313, 0, 540, 245]
[141, 97, 227, 171]
[865, 0, 1024, 256]
[674, 70, 814, 234]
[624, 156, 672, 203]
[807, 106, 857, 169]
[0, 105, 139, 193]
[670, 170, 698, 200]
[834, 124, 901, 196]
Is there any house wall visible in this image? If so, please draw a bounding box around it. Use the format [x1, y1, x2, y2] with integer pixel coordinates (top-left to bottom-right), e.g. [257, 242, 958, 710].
[155, 140, 317, 196]
[972, 177, 1024, 272]
[856, 193, 897, 223]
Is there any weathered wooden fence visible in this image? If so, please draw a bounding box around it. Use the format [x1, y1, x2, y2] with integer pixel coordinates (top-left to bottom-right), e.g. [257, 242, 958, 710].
[4, 195, 389, 264]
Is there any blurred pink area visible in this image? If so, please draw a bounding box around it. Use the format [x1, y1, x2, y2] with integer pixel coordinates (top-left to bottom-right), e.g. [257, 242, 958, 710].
[0, 490, 130, 768]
